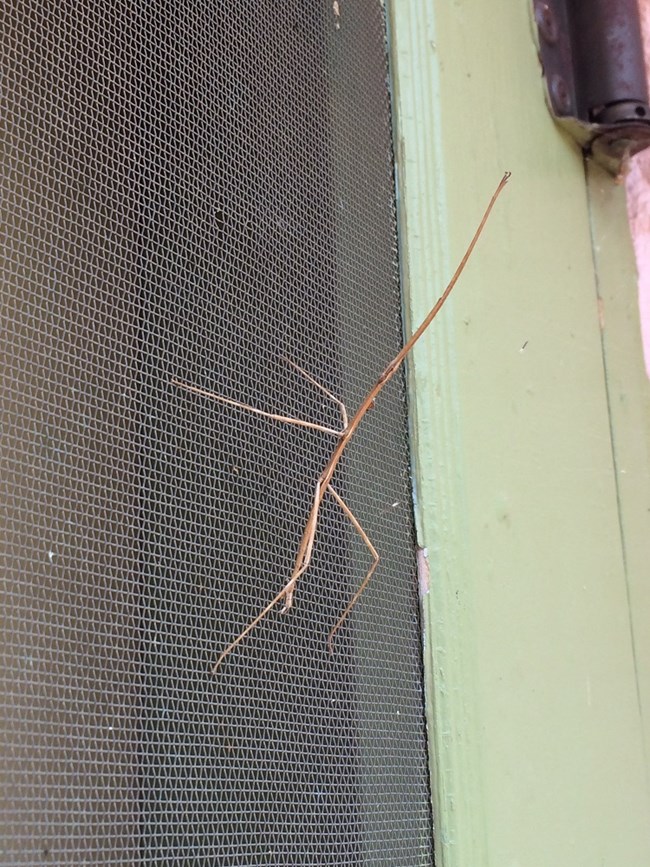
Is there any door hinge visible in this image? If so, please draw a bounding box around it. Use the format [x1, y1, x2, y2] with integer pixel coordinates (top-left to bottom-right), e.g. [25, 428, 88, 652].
[532, 0, 650, 173]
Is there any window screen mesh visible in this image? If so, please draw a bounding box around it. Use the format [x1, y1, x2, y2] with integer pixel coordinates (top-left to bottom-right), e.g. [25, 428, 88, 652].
[1, 1, 434, 864]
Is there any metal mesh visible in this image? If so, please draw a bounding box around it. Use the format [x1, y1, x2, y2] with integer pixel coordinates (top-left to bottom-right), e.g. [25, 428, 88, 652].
[1, 1, 433, 864]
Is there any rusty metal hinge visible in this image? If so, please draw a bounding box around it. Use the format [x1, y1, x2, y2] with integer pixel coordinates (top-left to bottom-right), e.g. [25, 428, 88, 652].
[532, 0, 650, 173]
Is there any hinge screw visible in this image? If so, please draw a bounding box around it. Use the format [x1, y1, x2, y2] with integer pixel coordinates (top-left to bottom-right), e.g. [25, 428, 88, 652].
[535, 1, 558, 45]
[550, 73, 571, 114]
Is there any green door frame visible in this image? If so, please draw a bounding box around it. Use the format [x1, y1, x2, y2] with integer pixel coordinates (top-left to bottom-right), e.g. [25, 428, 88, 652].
[387, 2, 650, 865]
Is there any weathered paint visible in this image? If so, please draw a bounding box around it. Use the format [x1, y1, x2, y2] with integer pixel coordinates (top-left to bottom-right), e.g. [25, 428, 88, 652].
[388, 1, 650, 865]
[626, 0, 650, 378]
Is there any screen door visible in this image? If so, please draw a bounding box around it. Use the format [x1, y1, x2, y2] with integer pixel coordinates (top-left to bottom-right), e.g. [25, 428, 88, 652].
[1, 1, 434, 863]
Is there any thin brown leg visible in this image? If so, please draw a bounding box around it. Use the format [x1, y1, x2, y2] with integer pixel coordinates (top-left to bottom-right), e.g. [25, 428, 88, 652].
[171, 378, 345, 437]
[212, 583, 294, 674]
[212, 478, 324, 672]
[326, 484, 380, 655]
[281, 357, 348, 431]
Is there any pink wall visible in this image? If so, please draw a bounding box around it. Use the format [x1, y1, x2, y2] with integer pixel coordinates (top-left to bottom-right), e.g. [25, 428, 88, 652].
[626, 0, 650, 378]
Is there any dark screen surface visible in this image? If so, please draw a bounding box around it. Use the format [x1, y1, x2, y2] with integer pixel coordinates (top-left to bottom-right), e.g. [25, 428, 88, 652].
[1, 2, 434, 863]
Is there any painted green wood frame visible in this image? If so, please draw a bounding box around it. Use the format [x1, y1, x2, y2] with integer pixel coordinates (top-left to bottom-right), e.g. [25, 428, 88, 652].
[387, 2, 650, 865]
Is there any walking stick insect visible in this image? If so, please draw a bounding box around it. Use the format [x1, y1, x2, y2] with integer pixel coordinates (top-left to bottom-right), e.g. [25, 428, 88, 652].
[172, 172, 510, 673]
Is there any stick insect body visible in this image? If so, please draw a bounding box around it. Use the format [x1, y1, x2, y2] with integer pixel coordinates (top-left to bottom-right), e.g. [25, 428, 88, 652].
[172, 172, 510, 673]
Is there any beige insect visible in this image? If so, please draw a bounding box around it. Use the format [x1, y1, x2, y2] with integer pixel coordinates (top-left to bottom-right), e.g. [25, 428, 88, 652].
[172, 172, 510, 673]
